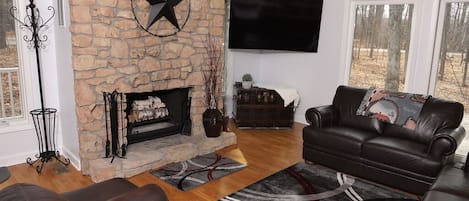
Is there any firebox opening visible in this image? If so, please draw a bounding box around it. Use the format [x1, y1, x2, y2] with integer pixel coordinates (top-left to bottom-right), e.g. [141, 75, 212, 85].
[125, 87, 191, 145]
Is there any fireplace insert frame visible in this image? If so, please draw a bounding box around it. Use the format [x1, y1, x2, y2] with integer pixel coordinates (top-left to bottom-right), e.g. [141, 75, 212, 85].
[125, 87, 192, 144]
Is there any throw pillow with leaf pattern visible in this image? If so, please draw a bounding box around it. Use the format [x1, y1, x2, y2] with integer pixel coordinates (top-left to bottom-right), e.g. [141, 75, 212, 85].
[356, 88, 429, 130]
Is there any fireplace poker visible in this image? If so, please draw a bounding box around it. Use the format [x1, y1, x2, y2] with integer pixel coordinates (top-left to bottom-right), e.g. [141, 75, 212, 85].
[103, 93, 110, 158]
[120, 93, 127, 157]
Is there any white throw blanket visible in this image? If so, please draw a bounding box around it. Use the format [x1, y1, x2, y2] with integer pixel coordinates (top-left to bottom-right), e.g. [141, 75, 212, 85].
[254, 84, 300, 108]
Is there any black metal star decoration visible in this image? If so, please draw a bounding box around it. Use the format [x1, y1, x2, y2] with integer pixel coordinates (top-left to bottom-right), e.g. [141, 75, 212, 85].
[146, 0, 183, 30]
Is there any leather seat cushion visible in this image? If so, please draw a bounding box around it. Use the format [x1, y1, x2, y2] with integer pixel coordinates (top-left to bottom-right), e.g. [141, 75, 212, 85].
[62, 178, 137, 201]
[303, 126, 377, 157]
[0, 183, 65, 201]
[423, 190, 469, 201]
[429, 166, 469, 197]
[362, 136, 441, 177]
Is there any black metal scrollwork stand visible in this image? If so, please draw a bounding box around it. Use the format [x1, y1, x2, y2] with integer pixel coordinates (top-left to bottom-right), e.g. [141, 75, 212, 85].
[10, 0, 70, 173]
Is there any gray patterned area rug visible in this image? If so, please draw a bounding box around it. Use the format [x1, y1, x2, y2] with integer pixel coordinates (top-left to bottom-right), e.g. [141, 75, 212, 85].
[151, 153, 246, 191]
[221, 162, 418, 201]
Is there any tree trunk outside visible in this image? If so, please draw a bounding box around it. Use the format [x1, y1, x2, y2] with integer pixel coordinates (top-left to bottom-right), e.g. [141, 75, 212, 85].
[386, 5, 403, 91]
[403, 4, 413, 81]
[369, 5, 384, 59]
[352, 6, 360, 59]
[462, 3, 469, 86]
[369, 5, 376, 58]
[358, 6, 368, 60]
[439, 5, 452, 80]
[463, 52, 468, 86]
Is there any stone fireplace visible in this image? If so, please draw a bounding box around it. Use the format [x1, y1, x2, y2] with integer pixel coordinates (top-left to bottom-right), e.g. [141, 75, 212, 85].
[69, 0, 233, 182]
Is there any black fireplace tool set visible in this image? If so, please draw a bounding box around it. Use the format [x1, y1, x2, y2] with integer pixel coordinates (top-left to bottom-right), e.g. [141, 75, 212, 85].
[103, 91, 127, 162]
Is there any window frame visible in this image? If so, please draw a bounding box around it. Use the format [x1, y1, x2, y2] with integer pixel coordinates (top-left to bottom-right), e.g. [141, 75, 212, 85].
[343, 0, 430, 93]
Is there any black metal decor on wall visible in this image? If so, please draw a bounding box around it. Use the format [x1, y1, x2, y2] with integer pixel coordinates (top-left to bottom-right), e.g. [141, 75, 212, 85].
[131, 0, 191, 37]
[9, 0, 69, 173]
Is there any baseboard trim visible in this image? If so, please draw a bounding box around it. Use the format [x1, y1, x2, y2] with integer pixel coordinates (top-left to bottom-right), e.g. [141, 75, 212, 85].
[0, 151, 36, 166]
[0, 148, 81, 171]
[61, 147, 81, 171]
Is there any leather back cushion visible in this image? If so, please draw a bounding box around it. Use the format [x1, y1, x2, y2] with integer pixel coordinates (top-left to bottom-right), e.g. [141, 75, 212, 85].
[414, 97, 464, 143]
[0, 183, 65, 201]
[333, 85, 384, 134]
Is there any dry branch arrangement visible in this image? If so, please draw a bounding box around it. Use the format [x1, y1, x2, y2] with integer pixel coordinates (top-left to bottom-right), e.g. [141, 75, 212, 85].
[203, 35, 223, 110]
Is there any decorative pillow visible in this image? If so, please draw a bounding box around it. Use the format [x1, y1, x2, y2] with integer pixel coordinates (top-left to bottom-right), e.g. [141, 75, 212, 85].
[356, 88, 429, 130]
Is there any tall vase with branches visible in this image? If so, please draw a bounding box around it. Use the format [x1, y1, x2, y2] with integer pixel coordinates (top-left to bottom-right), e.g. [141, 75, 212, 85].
[204, 35, 222, 109]
[202, 35, 223, 137]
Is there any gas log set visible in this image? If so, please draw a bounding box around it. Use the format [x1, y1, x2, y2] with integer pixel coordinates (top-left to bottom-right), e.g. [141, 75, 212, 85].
[103, 88, 191, 161]
[128, 96, 169, 123]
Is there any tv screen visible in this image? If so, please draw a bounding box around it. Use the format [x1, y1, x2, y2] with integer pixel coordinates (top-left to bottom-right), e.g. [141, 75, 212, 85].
[228, 0, 324, 52]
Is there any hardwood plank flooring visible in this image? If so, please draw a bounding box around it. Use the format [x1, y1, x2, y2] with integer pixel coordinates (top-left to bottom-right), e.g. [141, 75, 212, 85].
[0, 121, 305, 200]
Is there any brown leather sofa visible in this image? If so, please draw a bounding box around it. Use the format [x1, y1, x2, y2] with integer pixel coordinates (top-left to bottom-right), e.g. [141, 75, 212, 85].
[303, 85, 465, 195]
[0, 178, 168, 201]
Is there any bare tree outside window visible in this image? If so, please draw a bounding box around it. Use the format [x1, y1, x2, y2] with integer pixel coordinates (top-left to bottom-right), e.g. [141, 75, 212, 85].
[386, 5, 404, 91]
[434, 2, 469, 157]
[349, 4, 412, 92]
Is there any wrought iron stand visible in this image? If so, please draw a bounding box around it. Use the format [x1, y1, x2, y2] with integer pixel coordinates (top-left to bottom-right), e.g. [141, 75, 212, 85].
[10, 0, 69, 173]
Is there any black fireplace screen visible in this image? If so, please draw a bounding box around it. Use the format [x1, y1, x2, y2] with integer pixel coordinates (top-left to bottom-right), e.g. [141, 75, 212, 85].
[103, 88, 191, 160]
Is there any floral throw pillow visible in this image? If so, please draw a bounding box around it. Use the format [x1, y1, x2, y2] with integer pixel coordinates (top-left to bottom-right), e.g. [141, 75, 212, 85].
[356, 88, 429, 130]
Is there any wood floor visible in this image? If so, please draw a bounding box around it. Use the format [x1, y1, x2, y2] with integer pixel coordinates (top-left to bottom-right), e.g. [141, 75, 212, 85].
[0, 121, 305, 201]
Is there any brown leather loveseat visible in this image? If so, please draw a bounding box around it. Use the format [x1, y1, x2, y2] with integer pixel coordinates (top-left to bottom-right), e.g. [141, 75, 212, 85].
[303, 85, 466, 195]
[0, 178, 168, 201]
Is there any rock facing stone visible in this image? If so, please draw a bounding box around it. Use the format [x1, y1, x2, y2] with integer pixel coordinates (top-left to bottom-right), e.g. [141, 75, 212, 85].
[70, 0, 227, 178]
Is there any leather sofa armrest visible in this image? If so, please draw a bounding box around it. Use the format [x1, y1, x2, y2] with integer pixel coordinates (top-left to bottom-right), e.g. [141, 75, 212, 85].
[108, 184, 168, 201]
[305, 105, 337, 128]
[427, 126, 466, 158]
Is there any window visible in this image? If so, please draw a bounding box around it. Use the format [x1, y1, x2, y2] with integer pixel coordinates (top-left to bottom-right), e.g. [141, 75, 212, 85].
[432, 1, 469, 157]
[0, 0, 35, 130]
[0, 0, 23, 121]
[347, 3, 414, 92]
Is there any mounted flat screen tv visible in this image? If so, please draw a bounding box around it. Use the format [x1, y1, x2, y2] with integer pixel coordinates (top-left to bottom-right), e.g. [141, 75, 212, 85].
[228, 0, 324, 52]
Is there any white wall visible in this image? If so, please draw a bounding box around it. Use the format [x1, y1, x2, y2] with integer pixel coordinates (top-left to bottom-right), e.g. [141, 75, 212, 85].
[0, 0, 80, 169]
[224, 50, 263, 117]
[53, 0, 80, 170]
[226, 0, 350, 123]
